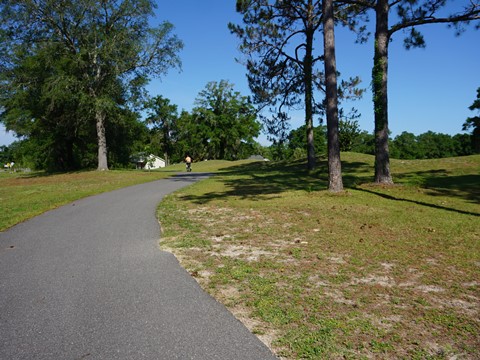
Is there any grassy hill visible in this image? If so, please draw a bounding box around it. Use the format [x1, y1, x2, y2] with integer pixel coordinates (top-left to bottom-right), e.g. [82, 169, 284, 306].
[1, 154, 478, 358]
[157, 154, 479, 359]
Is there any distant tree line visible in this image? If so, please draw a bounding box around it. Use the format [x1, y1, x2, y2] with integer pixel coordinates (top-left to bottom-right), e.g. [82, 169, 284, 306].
[262, 119, 478, 162]
[1, 79, 262, 170]
[1, 80, 478, 170]
[1, 104, 478, 170]
[389, 131, 475, 160]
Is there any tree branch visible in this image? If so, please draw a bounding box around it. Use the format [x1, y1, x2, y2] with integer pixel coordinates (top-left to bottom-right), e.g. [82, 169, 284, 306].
[390, 10, 480, 35]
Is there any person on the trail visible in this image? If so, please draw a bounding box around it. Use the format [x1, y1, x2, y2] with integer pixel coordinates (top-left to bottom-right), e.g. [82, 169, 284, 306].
[185, 155, 192, 172]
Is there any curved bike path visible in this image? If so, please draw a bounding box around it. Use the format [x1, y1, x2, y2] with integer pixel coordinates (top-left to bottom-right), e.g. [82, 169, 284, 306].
[0, 173, 277, 360]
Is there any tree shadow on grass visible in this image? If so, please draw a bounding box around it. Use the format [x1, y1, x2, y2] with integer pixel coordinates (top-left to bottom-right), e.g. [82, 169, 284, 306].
[395, 170, 480, 205]
[177, 158, 373, 204]
[178, 161, 316, 203]
[177, 158, 479, 217]
[355, 169, 480, 217]
[7, 168, 119, 179]
[355, 187, 479, 217]
[7, 171, 57, 179]
[339, 161, 374, 187]
[424, 174, 480, 203]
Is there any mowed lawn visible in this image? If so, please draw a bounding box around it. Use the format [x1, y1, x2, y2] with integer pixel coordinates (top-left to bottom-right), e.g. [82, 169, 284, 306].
[0, 159, 238, 231]
[0, 169, 176, 231]
[1, 155, 478, 359]
[157, 154, 479, 359]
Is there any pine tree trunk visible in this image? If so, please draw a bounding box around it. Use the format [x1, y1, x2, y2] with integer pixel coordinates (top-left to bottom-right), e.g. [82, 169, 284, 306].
[96, 110, 109, 171]
[323, 0, 343, 192]
[372, 0, 393, 184]
[305, 8, 316, 172]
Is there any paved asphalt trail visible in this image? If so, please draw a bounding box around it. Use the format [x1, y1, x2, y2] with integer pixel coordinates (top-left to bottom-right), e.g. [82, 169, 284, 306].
[0, 173, 277, 360]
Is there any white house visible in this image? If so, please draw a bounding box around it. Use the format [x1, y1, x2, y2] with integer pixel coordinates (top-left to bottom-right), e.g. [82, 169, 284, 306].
[145, 154, 166, 169]
[135, 154, 166, 170]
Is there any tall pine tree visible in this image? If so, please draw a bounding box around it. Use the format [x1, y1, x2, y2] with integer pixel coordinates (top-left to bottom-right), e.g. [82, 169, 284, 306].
[343, 0, 479, 183]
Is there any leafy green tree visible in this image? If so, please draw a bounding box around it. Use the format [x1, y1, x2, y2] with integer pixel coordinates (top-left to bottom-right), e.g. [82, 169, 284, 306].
[417, 131, 456, 159]
[247, 142, 274, 161]
[174, 111, 207, 162]
[288, 124, 327, 156]
[145, 96, 179, 165]
[268, 140, 291, 161]
[0, 145, 11, 165]
[288, 119, 364, 155]
[236, 141, 263, 160]
[463, 87, 480, 153]
[0, 43, 92, 170]
[338, 117, 362, 152]
[182, 80, 261, 161]
[105, 110, 149, 169]
[390, 131, 420, 159]
[0, 0, 183, 171]
[6, 139, 40, 170]
[452, 133, 474, 156]
[351, 130, 375, 154]
[0, 40, 147, 171]
[342, 0, 479, 182]
[390, 131, 473, 159]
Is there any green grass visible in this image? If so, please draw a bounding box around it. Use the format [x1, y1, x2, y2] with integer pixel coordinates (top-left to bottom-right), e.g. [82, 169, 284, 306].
[0, 160, 247, 232]
[157, 153, 480, 359]
[1, 155, 478, 358]
[0, 169, 174, 231]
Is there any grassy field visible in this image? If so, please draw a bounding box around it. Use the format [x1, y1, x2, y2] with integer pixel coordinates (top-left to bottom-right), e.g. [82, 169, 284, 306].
[0, 160, 240, 231]
[0, 168, 179, 231]
[157, 154, 480, 359]
[1, 155, 478, 358]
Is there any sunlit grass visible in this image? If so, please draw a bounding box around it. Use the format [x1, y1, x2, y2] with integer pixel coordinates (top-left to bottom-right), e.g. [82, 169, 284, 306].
[1, 154, 478, 358]
[0, 169, 172, 231]
[158, 154, 480, 359]
[0, 159, 256, 232]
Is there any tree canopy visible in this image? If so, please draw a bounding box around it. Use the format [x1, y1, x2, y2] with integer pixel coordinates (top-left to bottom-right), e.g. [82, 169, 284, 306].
[463, 87, 480, 153]
[0, 0, 183, 170]
[141, 81, 262, 163]
[145, 95, 179, 166]
[230, 0, 363, 191]
[187, 80, 261, 161]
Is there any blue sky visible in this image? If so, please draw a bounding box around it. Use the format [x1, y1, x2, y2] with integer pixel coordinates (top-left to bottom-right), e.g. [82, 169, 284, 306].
[1, 0, 479, 146]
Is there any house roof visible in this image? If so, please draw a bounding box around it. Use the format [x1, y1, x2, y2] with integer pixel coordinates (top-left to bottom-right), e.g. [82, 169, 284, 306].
[146, 154, 165, 161]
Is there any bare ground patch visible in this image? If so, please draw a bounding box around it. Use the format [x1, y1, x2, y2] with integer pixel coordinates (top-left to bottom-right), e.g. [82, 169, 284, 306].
[158, 178, 480, 359]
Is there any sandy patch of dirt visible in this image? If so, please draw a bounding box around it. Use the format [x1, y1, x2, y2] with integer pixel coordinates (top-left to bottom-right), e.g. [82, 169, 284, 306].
[352, 275, 395, 288]
[212, 244, 276, 261]
[328, 256, 347, 264]
[380, 262, 396, 271]
[435, 298, 479, 317]
[416, 285, 445, 293]
[324, 288, 357, 306]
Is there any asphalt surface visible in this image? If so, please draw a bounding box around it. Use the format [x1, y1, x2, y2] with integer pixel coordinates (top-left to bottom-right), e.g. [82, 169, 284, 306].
[0, 173, 277, 360]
